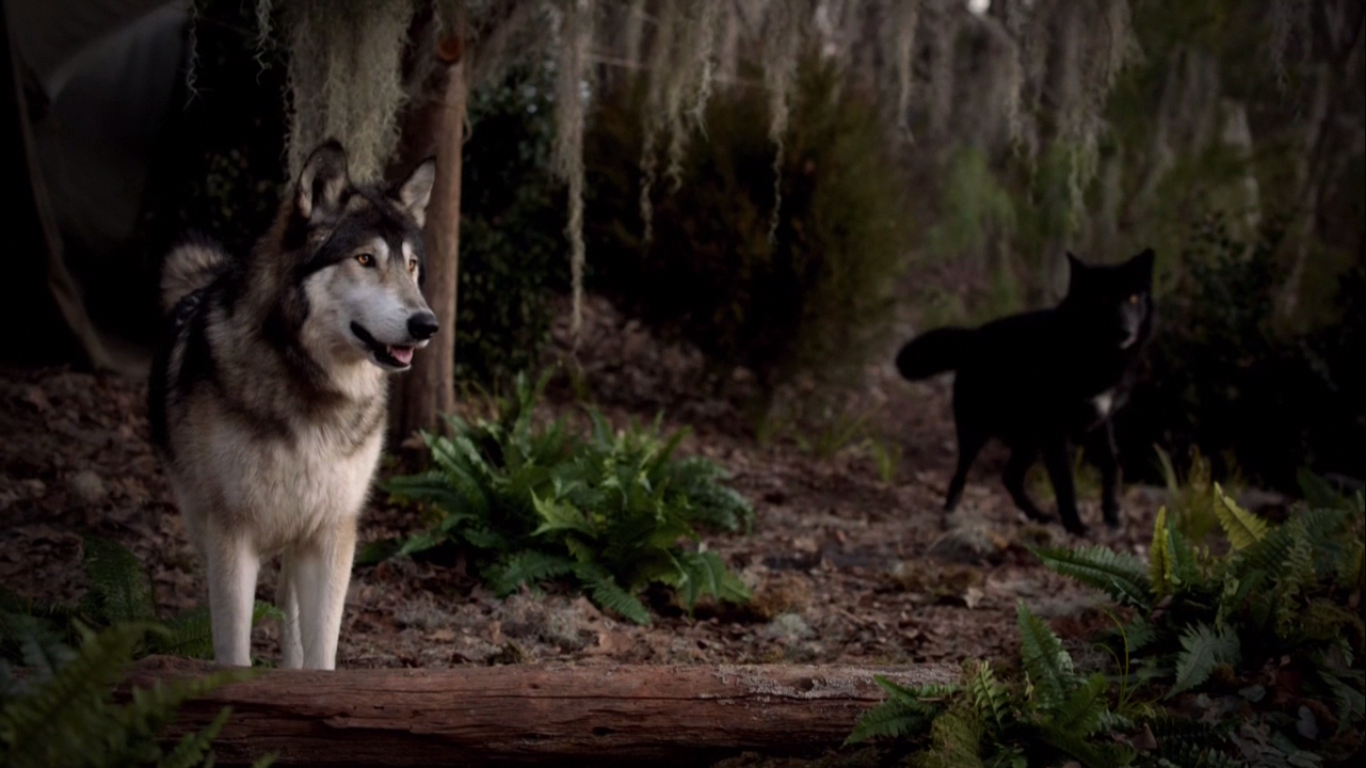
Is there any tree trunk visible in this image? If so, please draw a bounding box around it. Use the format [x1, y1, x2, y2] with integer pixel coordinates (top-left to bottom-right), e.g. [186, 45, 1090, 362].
[389, 30, 465, 447]
[127, 656, 956, 767]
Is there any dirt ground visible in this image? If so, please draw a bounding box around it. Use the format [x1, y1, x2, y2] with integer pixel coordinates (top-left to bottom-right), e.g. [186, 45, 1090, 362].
[0, 297, 1170, 673]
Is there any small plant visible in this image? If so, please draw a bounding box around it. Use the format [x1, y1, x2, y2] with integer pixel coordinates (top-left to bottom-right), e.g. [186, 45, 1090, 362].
[849, 603, 1136, 767]
[363, 371, 754, 624]
[1, 536, 276, 663]
[1035, 483, 1364, 763]
[851, 478, 1364, 766]
[0, 619, 270, 768]
[1153, 443, 1223, 542]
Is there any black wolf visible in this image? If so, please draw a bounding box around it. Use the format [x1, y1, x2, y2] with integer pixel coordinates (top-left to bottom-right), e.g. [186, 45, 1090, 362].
[896, 249, 1155, 535]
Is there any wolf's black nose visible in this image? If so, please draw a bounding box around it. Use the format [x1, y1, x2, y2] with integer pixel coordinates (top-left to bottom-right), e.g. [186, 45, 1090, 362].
[408, 312, 439, 340]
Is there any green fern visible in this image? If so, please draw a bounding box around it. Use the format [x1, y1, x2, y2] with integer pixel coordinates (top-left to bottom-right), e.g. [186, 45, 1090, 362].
[1016, 602, 1073, 710]
[1170, 623, 1240, 697]
[1034, 546, 1152, 609]
[374, 369, 754, 623]
[0, 621, 262, 768]
[82, 536, 157, 625]
[487, 551, 577, 596]
[574, 565, 651, 625]
[1211, 483, 1267, 550]
[1151, 506, 1174, 597]
[150, 601, 280, 660]
[846, 677, 958, 745]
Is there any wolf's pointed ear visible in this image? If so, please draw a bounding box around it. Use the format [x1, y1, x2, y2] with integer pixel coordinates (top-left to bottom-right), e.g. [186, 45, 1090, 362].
[393, 158, 436, 228]
[296, 140, 350, 221]
[1130, 248, 1156, 281]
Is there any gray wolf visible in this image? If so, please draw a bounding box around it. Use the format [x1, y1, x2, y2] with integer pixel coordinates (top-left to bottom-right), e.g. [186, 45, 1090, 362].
[896, 249, 1155, 536]
[148, 140, 438, 668]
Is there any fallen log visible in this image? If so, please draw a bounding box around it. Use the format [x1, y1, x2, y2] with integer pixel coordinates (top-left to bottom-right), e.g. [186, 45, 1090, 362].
[128, 655, 957, 767]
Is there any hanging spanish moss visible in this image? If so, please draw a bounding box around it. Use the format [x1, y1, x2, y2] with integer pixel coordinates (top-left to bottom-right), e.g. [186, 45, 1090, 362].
[549, 0, 595, 341]
[229, 0, 1144, 340]
[257, 0, 415, 182]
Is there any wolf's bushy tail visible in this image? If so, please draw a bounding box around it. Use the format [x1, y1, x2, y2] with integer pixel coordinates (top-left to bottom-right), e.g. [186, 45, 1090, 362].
[895, 327, 977, 380]
[160, 239, 227, 314]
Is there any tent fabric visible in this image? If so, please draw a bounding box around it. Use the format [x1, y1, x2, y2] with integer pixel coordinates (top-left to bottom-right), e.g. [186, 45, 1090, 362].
[3, 0, 187, 372]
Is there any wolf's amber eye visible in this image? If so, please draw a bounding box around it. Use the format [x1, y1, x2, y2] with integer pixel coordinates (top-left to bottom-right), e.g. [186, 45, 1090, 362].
[356, 253, 375, 267]
[406, 260, 418, 275]
[1128, 294, 1139, 305]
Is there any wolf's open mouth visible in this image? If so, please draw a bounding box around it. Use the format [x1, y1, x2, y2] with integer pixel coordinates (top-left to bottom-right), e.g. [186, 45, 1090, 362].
[350, 322, 415, 369]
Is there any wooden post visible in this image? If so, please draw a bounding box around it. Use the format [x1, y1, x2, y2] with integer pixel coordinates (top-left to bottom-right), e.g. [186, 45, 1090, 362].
[389, 29, 465, 446]
[127, 656, 957, 766]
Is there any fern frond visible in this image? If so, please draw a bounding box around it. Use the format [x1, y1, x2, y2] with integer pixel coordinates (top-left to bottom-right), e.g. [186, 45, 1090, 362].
[151, 601, 277, 660]
[487, 551, 576, 596]
[81, 537, 157, 625]
[1151, 506, 1174, 597]
[1016, 602, 1072, 710]
[1170, 623, 1240, 695]
[847, 676, 958, 746]
[573, 565, 650, 625]
[156, 705, 232, 768]
[1035, 546, 1151, 609]
[673, 551, 750, 612]
[0, 612, 73, 678]
[1273, 518, 1316, 636]
[964, 661, 1010, 730]
[920, 705, 985, 768]
[1047, 673, 1109, 736]
[1212, 483, 1267, 550]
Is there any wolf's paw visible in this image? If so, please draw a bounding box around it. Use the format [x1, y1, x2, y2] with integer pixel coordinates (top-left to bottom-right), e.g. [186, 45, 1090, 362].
[1064, 522, 1091, 538]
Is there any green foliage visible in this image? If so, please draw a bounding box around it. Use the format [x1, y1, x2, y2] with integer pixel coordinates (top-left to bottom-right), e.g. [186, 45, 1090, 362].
[455, 63, 568, 388]
[849, 604, 1136, 768]
[1041, 484, 1365, 762]
[367, 371, 754, 624]
[1153, 444, 1223, 542]
[1118, 216, 1365, 494]
[1, 537, 277, 663]
[585, 55, 911, 418]
[0, 620, 269, 768]
[857, 478, 1364, 766]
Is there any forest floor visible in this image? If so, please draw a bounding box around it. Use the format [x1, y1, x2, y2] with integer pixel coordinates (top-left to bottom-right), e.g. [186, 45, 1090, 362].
[0, 296, 1182, 675]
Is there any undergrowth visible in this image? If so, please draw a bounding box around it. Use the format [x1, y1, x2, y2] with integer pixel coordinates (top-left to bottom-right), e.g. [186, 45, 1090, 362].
[1, 536, 276, 663]
[851, 477, 1365, 766]
[0, 538, 276, 768]
[361, 371, 754, 624]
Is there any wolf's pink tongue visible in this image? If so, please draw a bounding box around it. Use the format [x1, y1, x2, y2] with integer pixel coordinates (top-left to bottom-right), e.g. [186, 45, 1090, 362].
[389, 346, 414, 365]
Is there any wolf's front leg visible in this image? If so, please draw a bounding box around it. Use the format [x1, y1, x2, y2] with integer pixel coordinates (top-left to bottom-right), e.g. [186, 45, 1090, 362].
[1041, 440, 1086, 536]
[275, 553, 303, 668]
[205, 532, 262, 667]
[291, 519, 357, 670]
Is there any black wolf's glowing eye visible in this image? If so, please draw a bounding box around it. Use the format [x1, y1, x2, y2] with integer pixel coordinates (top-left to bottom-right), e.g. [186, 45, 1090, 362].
[356, 253, 376, 267]
[1128, 294, 1139, 305]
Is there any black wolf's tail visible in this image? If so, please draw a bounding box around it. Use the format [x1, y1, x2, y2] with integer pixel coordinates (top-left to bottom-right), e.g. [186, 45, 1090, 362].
[895, 327, 977, 380]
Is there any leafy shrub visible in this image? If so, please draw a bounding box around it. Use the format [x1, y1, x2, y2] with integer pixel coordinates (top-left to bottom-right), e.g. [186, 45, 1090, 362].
[362, 372, 754, 624]
[1116, 215, 1365, 492]
[852, 480, 1364, 766]
[584, 55, 911, 418]
[455, 65, 567, 388]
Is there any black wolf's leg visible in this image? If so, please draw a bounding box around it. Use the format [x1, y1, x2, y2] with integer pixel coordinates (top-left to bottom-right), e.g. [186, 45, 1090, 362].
[1089, 421, 1122, 529]
[1042, 439, 1086, 535]
[944, 427, 988, 513]
[1002, 445, 1049, 522]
